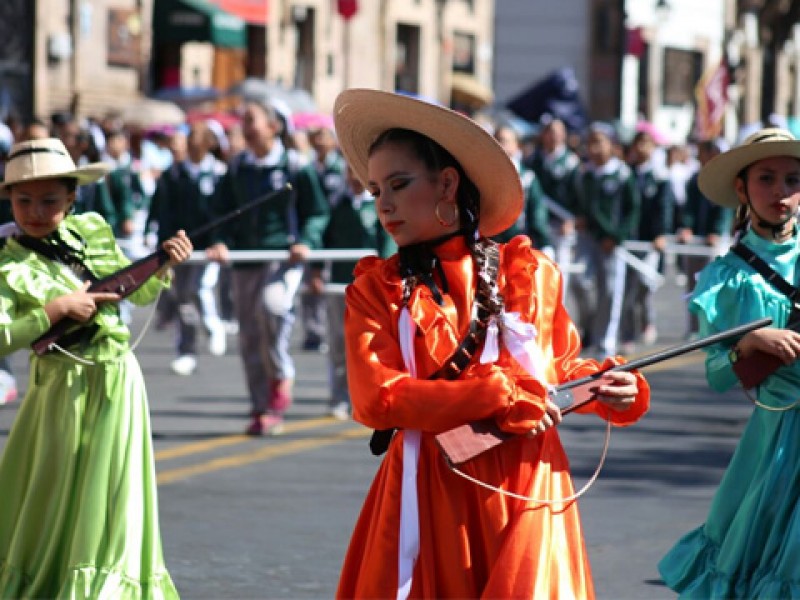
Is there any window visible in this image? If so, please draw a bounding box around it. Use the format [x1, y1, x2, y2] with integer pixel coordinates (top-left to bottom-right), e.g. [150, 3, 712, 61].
[395, 24, 420, 94]
[452, 32, 475, 73]
[662, 47, 703, 106]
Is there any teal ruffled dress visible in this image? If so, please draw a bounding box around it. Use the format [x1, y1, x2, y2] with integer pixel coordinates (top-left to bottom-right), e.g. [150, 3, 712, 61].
[658, 228, 800, 598]
[0, 213, 179, 599]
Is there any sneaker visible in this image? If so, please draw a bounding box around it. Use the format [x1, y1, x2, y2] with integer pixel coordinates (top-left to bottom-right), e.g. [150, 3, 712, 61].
[642, 324, 658, 346]
[269, 380, 293, 413]
[0, 370, 17, 405]
[171, 355, 197, 376]
[208, 323, 227, 356]
[328, 402, 350, 421]
[245, 414, 285, 436]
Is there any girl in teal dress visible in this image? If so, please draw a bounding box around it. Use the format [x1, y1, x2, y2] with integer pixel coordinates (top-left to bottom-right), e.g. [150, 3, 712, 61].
[658, 128, 800, 598]
[0, 138, 192, 598]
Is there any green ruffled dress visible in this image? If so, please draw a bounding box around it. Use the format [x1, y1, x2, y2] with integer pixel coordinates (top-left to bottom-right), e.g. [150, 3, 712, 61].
[658, 228, 800, 598]
[0, 213, 179, 599]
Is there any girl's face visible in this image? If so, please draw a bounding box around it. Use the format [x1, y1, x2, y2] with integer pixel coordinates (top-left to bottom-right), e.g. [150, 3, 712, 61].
[9, 178, 75, 239]
[242, 102, 277, 148]
[587, 131, 613, 165]
[367, 140, 459, 247]
[736, 156, 800, 238]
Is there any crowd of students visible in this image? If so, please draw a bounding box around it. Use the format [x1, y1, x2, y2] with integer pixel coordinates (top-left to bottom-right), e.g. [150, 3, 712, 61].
[0, 101, 733, 421]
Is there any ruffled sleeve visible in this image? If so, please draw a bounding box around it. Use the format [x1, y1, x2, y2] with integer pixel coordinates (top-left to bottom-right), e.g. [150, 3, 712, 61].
[344, 256, 516, 433]
[0, 267, 51, 355]
[72, 213, 170, 307]
[689, 255, 789, 392]
[496, 236, 650, 429]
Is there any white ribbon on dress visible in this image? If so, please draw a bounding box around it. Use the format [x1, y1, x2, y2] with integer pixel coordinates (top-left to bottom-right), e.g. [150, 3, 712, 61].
[481, 312, 548, 381]
[395, 309, 548, 597]
[397, 307, 420, 600]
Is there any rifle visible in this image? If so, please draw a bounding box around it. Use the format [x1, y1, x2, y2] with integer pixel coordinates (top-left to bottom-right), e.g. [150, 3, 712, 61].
[435, 316, 772, 466]
[732, 317, 800, 389]
[31, 184, 293, 356]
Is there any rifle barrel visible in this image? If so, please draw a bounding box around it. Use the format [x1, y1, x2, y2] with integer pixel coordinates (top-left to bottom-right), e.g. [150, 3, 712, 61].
[558, 316, 773, 392]
[186, 183, 293, 242]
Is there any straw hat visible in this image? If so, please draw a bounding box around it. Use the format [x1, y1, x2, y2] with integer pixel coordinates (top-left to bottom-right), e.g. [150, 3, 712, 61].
[333, 89, 523, 237]
[1, 138, 110, 192]
[698, 128, 800, 208]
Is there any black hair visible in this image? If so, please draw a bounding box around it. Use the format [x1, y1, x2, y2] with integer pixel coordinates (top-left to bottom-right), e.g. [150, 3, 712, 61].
[6, 177, 78, 195]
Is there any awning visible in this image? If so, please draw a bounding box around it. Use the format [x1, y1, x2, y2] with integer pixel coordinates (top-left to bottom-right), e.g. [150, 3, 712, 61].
[213, 0, 268, 25]
[153, 0, 247, 48]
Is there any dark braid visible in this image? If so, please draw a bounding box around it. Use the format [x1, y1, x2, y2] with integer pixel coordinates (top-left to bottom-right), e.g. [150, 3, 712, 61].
[730, 169, 750, 242]
[470, 237, 505, 318]
[731, 204, 750, 242]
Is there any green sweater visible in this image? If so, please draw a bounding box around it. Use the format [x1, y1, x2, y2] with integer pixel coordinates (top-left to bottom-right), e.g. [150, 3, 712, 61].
[577, 159, 641, 243]
[211, 150, 329, 252]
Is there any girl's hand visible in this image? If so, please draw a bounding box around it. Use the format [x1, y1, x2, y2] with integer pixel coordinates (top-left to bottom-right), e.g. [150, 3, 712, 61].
[162, 230, 193, 267]
[594, 371, 638, 412]
[738, 328, 800, 365]
[288, 243, 310, 264]
[528, 397, 562, 437]
[45, 281, 121, 324]
[205, 242, 229, 264]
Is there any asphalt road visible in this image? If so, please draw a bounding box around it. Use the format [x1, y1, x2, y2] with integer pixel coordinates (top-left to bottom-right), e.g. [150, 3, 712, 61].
[0, 270, 753, 599]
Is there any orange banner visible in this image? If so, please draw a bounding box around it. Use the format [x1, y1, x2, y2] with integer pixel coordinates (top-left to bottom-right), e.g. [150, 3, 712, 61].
[213, 0, 267, 25]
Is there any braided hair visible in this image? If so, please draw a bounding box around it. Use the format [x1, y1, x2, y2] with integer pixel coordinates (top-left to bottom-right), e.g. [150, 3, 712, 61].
[368, 128, 504, 317]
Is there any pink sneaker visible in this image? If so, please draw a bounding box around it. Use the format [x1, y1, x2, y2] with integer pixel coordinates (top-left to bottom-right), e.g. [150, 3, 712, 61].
[245, 413, 285, 436]
[269, 380, 293, 413]
[0, 370, 16, 405]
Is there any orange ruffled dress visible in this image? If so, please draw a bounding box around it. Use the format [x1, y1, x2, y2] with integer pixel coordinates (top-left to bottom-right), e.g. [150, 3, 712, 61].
[337, 236, 650, 599]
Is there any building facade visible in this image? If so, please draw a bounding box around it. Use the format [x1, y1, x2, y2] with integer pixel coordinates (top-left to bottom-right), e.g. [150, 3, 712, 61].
[9, 0, 494, 123]
[4, 0, 799, 142]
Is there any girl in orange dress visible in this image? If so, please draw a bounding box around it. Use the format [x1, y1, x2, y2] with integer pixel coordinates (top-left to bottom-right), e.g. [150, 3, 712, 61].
[333, 89, 651, 599]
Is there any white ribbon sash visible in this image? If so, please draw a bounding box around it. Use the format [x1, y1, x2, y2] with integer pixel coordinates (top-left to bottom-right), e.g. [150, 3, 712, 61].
[397, 307, 420, 600]
[395, 309, 547, 598]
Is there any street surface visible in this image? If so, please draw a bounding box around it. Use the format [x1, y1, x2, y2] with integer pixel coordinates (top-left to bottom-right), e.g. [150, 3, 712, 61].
[0, 268, 753, 599]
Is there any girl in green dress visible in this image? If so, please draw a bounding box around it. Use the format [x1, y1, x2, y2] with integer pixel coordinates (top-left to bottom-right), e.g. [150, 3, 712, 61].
[0, 138, 192, 598]
[658, 128, 800, 597]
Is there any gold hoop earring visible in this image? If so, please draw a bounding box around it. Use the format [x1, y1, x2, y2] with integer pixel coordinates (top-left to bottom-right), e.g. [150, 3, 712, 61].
[435, 201, 459, 228]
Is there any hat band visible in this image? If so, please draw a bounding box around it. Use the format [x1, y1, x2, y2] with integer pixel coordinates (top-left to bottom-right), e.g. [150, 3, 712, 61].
[748, 132, 793, 144]
[8, 146, 69, 162]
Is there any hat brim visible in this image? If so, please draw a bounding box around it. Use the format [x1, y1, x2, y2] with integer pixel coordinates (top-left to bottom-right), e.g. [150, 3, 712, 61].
[333, 89, 523, 237]
[0, 163, 111, 194]
[698, 141, 800, 208]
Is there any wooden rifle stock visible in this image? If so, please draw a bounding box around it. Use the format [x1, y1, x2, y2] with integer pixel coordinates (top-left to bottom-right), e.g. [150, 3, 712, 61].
[731, 316, 800, 389]
[435, 317, 773, 466]
[31, 184, 293, 355]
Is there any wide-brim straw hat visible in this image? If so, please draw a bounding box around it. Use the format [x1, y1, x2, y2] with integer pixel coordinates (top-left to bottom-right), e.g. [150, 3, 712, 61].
[333, 89, 523, 237]
[1, 138, 110, 193]
[698, 128, 800, 208]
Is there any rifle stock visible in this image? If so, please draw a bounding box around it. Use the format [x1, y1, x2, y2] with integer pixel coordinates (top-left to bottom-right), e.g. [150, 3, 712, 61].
[435, 317, 773, 466]
[731, 318, 799, 388]
[30, 184, 293, 356]
[31, 251, 169, 355]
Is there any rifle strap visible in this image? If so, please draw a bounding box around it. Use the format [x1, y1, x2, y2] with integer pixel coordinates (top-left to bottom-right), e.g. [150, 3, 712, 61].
[731, 242, 800, 319]
[16, 232, 98, 283]
[16, 233, 101, 352]
[369, 242, 500, 456]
